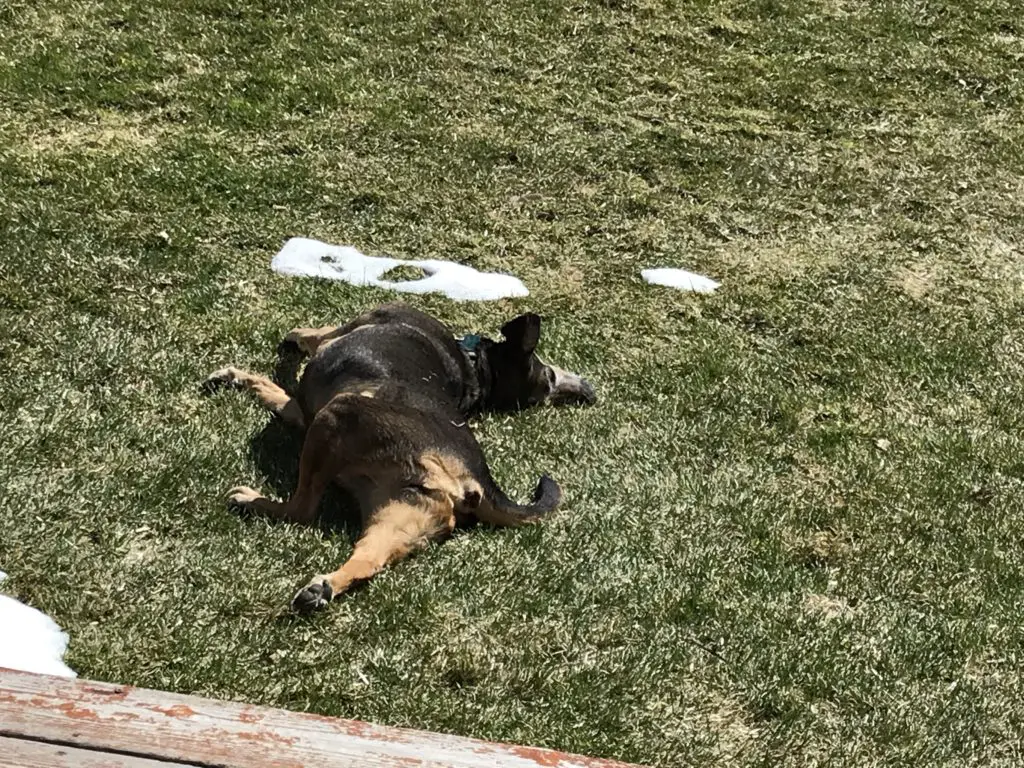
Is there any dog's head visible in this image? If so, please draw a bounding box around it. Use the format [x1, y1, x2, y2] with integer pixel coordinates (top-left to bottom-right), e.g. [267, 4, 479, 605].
[480, 313, 597, 411]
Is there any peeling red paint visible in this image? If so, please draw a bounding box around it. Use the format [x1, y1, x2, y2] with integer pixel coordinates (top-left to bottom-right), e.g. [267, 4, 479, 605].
[81, 683, 131, 700]
[508, 745, 568, 767]
[336, 717, 412, 744]
[476, 743, 633, 768]
[57, 701, 99, 720]
[146, 703, 196, 718]
[235, 729, 297, 746]
[300, 711, 413, 744]
[205, 727, 296, 749]
[188, 728, 303, 768]
[238, 710, 263, 724]
[339, 719, 378, 739]
[298, 711, 339, 726]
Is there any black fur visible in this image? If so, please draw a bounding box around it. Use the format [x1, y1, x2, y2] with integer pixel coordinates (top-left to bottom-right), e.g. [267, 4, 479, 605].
[291, 303, 594, 520]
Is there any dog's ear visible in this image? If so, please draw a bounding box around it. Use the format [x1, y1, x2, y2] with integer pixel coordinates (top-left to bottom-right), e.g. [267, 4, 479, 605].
[500, 313, 541, 355]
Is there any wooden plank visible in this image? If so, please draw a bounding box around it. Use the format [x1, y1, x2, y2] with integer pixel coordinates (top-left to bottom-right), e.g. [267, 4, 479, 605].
[0, 668, 645, 768]
[0, 735, 183, 768]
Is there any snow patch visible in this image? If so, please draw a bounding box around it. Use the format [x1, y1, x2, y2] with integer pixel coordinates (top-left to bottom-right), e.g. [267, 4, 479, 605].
[641, 267, 720, 293]
[0, 570, 76, 677]
[272, 237, 529, 302]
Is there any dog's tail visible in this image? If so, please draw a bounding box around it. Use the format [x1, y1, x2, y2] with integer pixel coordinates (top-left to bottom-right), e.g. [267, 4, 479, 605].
[474, 474, 562, 527]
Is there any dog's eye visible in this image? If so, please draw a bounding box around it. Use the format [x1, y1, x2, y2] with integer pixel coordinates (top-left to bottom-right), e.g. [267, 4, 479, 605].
[544, 367, 556, 391]
[525, 367, 556, 406]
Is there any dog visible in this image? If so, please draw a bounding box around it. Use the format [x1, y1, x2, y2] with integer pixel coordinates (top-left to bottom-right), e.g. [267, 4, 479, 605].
[204, 303, 596, 612]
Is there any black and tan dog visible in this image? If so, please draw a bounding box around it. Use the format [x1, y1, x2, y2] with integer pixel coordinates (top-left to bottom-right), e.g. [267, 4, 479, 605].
[205, 303, 595, 612]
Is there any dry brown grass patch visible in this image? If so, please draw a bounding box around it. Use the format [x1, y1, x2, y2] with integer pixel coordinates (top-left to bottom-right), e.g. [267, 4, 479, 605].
[15, 111, 182, 155]
[802, 593, 854, 621]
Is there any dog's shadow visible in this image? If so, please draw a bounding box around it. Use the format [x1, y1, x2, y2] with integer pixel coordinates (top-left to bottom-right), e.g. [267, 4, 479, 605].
[246, 420, 362, 543]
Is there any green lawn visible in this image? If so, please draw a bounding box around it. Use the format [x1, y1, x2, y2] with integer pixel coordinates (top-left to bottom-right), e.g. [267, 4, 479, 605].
[2, 0, 1023, 764]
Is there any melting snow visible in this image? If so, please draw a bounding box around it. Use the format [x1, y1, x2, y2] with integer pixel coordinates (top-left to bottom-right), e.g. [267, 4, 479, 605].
[271, 237, 529, 302]
[641, 268, 720, 294]
[0, 570, 76, 677]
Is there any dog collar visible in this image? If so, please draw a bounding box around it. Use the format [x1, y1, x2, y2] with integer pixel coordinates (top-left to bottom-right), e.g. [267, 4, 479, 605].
[457, 334, 489, 413]
[458, 334, 483, 356]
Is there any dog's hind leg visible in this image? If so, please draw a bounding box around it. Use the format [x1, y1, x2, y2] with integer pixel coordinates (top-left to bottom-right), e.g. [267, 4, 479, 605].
[204, 366, 306, 429]
[279, 324, 344, 357]
[226, 467, 327, 526]
[291, 498, 454, 612]
[280, 302, 408, 358]
[225, 410, 338, 524]
[281, 312, 382, 358]
[274, 320, 375, 390]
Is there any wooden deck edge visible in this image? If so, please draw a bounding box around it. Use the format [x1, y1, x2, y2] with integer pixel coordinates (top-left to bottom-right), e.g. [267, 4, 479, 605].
[0, 667, 647, 768]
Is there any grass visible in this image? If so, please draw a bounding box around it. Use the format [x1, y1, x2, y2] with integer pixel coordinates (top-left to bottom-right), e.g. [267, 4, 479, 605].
[1, 0, 1023, 764]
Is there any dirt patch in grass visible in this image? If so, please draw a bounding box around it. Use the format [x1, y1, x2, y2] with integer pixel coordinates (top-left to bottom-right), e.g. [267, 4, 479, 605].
[16, 112, 181, 154]
[802, 593, 855, 621]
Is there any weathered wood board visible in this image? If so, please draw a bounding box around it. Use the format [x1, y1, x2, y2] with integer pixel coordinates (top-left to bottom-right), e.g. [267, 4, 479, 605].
[0, 735, 175, 767]
[0, 667, 645, 768]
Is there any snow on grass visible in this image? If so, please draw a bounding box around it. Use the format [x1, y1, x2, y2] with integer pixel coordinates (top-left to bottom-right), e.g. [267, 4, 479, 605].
[0, 570, 76, 677]
[641, 267, 720, 293]
[272, 237, 529, 301]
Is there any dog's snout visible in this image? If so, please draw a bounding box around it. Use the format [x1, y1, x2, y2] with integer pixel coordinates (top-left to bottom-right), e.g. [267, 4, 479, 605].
[578, 378, 597, 405]
[547, 366, 597, 406]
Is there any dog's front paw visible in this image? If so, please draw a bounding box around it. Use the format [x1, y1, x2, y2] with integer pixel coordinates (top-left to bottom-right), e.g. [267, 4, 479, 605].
[226, 485, 261, 508]
[202, 366, 241, 394]
[281, 329, 320, 356]
[276, 337, 304, 359]
[291, 577, 334, 613]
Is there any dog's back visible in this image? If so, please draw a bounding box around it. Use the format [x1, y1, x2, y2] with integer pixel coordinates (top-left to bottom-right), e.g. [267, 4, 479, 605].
[296, 304, 473, 422]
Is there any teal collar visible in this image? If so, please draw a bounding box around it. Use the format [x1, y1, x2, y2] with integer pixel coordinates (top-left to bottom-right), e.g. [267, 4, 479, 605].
[458, 334, 483, 355]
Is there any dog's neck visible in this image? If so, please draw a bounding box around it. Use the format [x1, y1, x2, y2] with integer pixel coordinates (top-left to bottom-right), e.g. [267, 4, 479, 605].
[457, 335, 493, 414]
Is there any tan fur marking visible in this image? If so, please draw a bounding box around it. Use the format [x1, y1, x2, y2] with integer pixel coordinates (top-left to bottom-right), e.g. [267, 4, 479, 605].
[318, 336, 343, 352]
[284, 325, 340, 355]
[207, 367, 305, 429]
[313, 496, 455, 598]
[286, 322, 376, 356]
[328, 385, 380, 404]
[227, 483, 322, 525]
[418, 452, 483, 512]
